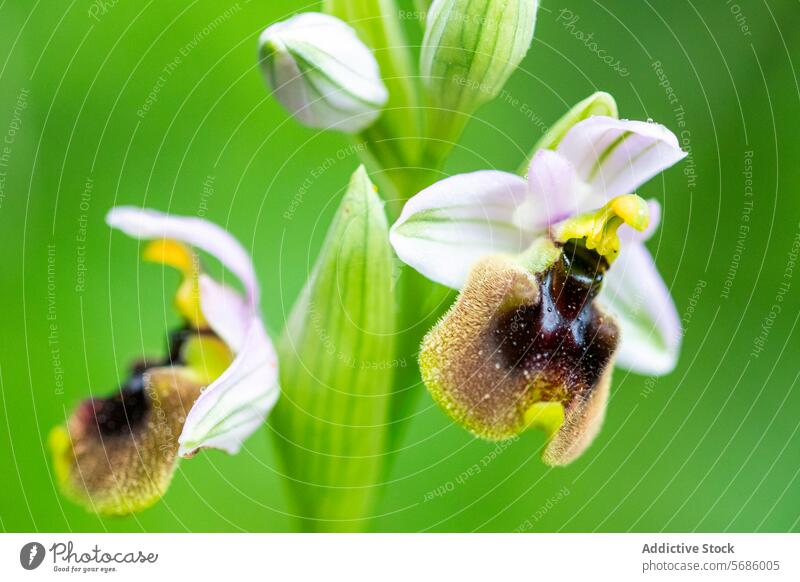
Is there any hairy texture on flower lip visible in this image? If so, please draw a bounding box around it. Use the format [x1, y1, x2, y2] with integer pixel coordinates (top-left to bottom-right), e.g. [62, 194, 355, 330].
[51, 366, 204, 516]
[106, 207, 279, 458]
[420, 243, 618, 465]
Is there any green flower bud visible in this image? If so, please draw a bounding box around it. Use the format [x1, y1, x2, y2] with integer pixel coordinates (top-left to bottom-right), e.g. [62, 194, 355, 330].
[259, 12, 389, 133]
[531, 91, 619, 154]
[421, 0, 538, 146]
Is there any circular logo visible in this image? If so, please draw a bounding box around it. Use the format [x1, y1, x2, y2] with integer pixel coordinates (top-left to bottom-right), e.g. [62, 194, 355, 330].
[19, 542, 46, 570]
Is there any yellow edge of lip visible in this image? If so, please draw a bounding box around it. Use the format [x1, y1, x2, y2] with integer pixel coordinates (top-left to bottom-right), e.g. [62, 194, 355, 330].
[524, 401, 565, 439]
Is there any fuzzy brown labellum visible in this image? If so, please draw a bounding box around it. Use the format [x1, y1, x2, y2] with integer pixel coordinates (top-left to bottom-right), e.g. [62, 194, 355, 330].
[49, 329, 218, 515]
[419, 239, 619, 466]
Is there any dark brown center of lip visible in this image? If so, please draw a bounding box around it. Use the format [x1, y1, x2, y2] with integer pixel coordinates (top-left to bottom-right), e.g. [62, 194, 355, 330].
[89, 374, 149, 436]
[491, 241, 618, 397]
[80, 326, 214, 437]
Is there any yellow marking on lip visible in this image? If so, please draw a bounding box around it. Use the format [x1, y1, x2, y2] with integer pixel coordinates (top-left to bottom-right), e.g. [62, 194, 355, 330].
[143, 239, 207, 328]
[524, 401, 565, 439]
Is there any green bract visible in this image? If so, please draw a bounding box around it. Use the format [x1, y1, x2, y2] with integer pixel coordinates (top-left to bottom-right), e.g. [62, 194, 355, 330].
[271, 166, 397, 531]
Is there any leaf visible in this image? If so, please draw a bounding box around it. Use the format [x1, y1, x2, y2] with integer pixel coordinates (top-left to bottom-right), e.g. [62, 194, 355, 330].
[271, 166, 396, 532]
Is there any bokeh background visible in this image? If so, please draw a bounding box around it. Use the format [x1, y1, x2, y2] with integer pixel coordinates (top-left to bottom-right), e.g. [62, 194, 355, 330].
[1, 0, 799, 532]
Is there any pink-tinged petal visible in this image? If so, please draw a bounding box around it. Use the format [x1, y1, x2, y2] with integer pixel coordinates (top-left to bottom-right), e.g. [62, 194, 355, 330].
[599, 242, 681, 375]
[390, 170, 533, 289]
[198, 275, 250, 352]
[558, 116, 687, 200]
[106, 207, 259, 305]
[514, 149, 594, 230]
[107, 207, 280, 455]
[179, 320, 279, 456]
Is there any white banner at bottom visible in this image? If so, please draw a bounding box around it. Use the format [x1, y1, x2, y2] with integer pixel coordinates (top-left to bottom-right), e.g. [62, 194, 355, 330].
[1, 533, 798, 581]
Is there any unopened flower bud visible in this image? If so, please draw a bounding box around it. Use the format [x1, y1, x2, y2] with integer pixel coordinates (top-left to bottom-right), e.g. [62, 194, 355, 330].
[421, 0, 537, 121]
[259, 12, 389, 133]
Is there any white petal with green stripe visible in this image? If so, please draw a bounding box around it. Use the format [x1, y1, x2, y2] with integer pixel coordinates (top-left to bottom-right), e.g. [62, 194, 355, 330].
[390, 170, 533, 289]
[557, 116, 687, 200]
[271, 166, 396, 531]
[528, 91, 619, 156]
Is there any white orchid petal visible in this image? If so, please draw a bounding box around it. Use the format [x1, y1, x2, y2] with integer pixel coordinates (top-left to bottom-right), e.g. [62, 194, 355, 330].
[107, 207, 279, 455]
[198, 275, 250, 352]
[514, 149, 594, 230]
[600, 242, 681, 376]
[179, 320, 279, 456]
[107, 207, 259, 304]
[558, 116, 687, 200]
[390, 170, 532, 289]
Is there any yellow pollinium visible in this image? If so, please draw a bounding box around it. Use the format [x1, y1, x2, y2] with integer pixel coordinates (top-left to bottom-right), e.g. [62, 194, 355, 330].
[181, 334, 234, 384]
[143, 239, 207, 329]
[553, 194, 649, 261]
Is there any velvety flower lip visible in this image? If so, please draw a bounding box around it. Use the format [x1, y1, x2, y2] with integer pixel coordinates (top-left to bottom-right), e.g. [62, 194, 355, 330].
[50, 208, 279, 515]
[420, 243, 620, 466]
[106, 207, 279, 456]
[390, 114, 687, 376]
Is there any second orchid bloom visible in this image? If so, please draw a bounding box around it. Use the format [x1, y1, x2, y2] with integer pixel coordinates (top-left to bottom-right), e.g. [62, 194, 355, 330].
[391, 94, 687, 465]
[51, 209, 279, 515]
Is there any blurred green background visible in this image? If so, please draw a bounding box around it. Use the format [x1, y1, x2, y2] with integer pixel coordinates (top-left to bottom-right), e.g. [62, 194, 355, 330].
[1, 0, 799, 532]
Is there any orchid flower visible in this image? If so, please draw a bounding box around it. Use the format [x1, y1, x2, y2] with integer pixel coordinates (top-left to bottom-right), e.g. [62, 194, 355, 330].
[390, 112, 686, 464]
[50, 208, 279, 515]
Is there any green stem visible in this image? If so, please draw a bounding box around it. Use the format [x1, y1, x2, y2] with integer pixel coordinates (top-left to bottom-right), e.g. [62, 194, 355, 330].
[352, 147, 456, 477]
